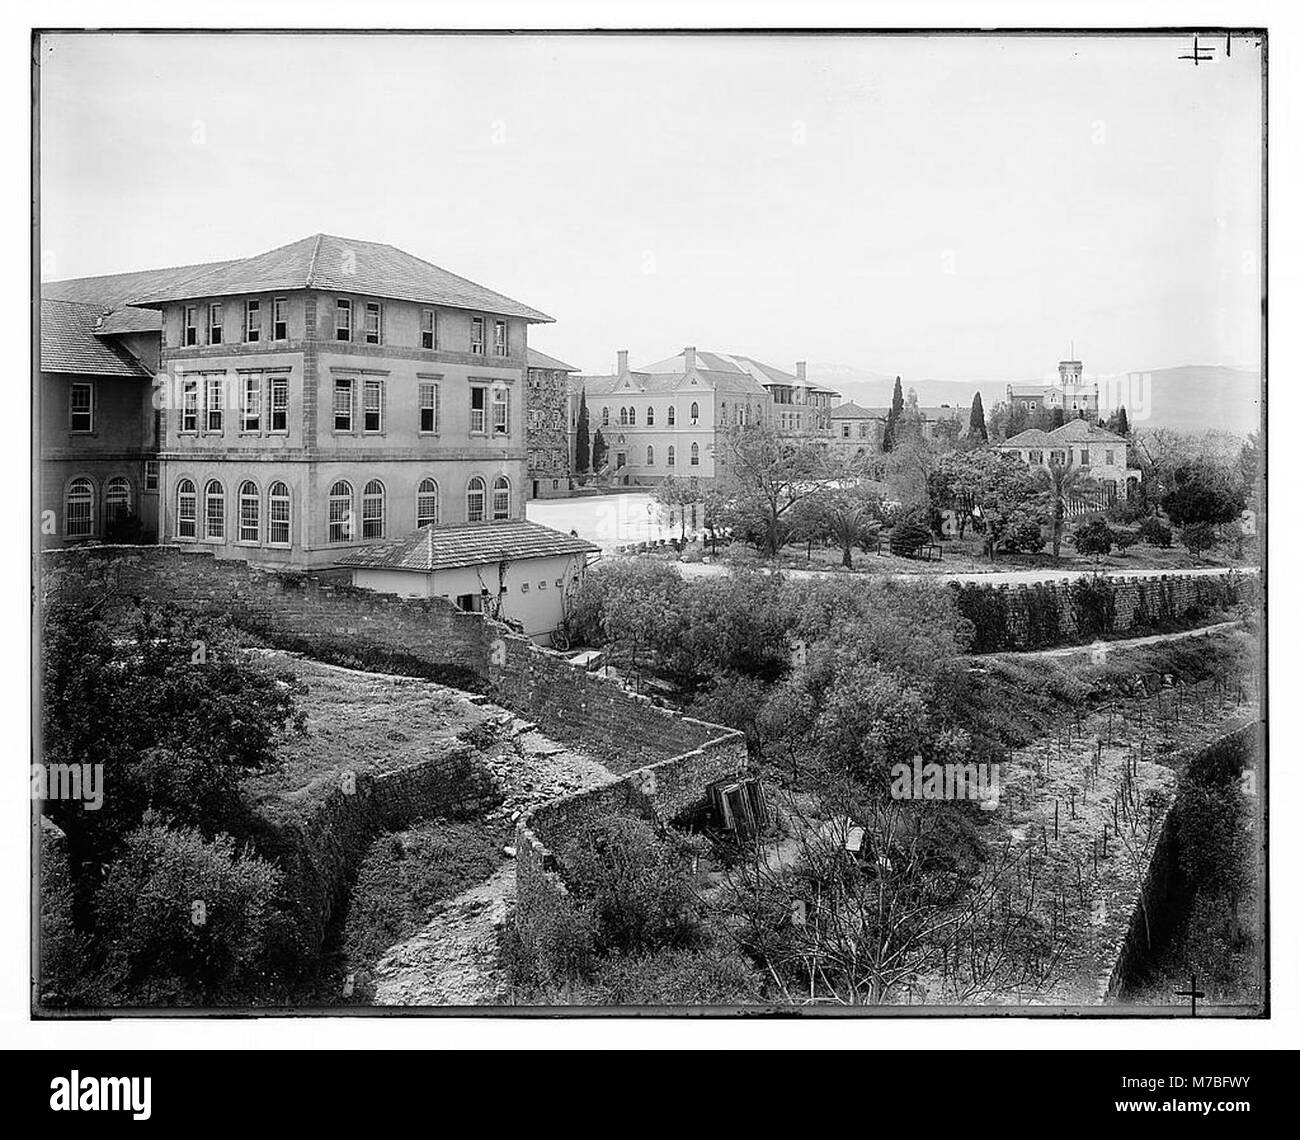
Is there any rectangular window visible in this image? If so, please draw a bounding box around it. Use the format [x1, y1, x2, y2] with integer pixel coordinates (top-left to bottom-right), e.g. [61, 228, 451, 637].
[270, 375, 289, 431]
[241, 375, 262, 431]
[1105, 449, 1115, 465]
[69, 383, 93, 432]
[1080, 448, 1090, 466]
[470, 316, 485, 355]
[492, 387, 509, 435]
[333, 378, 354, 431]
[205, 376, 224, 432]
[182, 379, 198, 432]
[364, 302, 382, 344]
[184, 306, 198, 346]
[144, 460, 159, 491]
[363, 379, 383, 432]
[421, 309, 436, 350]
[272, 297, 288, 341]
[493, 320, 508, 357]
[419, 382, 439, 433]
[470, 386, 487, 433]
[208, 303, 224, 345]
[335, 298, 351, 341]
[245, 299, 261, 342]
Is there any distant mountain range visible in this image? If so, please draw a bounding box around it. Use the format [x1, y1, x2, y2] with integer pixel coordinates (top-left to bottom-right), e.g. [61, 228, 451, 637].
[808, 364, 1262, 435]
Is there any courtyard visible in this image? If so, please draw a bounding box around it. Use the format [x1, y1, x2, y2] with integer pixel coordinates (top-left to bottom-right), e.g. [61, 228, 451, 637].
[527, 492, 700, 552]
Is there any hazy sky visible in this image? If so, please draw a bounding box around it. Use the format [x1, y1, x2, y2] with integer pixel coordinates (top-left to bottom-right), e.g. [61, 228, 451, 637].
[38, 32, 1263, 380]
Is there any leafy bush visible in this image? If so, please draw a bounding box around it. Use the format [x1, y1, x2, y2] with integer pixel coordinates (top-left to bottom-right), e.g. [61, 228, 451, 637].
[1069, 577, 1117, 640]
[1004, 518, 1045, 554]
[1072, 517, 1115, 557]
[1140, 516, 1174, 547]
[94, 814, 291, 1006]
[41, 597, 306, 867]
[1180, 522, 1219, 557]
[889, 515, 932, 558]
[561, 816, 704, 956]
[1112, 526, 1142, 554]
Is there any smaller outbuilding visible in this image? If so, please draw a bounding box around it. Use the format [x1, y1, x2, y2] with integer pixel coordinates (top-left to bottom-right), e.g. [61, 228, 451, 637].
[335, 520, 600, 646]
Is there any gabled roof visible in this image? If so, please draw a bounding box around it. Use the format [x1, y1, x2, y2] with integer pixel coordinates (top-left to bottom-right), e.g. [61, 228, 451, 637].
[526, 348, 579, 373]
[335, 521, 599, 573]
[40, 299, 153, 378]
[123, 233, 554, 322]
[1007, 384, 1060, 397]
[1000, 428, 1056, 447]
[1048, 418, 1125, 443]
[42, 258, 239, 337]
[829, 401, 885, 420]
[629, 350, 773, 398]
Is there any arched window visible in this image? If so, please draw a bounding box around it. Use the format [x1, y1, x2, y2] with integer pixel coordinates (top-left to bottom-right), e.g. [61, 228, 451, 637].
[667, 445, 676, 467]
[690, 442, 700, 466]
[177, 478, 197, 538]
[417, 478, 439, 527]
[268, 482, 291, 546]
[601, 407, 610, 427]
[720, 402, 727, 425]
[238, 480, 260, 543]
[619, 406, 628, 426]
[65, 477, 94, 538]
[328, 480, 353, 542]
[646, 406, 655, 426]
[466, 476, 486, 523]
[690, 401, 699, 424]
[667, 406, 676, 426]
[492, 475, 511, 520]
[628, 406, 636, 426]
[362, 480, 385, 538]
[104, 477, 131, 530]
[204, 480, 225, 540]
[646, 444, 655, 465]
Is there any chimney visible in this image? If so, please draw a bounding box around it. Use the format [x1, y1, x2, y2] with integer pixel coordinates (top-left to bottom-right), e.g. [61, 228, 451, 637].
[616, 349, 628, 375]
[684, 346, 697, 373]
[796, 361, 807, 383]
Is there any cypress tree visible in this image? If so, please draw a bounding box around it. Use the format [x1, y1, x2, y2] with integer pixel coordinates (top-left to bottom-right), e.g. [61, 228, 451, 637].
[575, 390, 591, 473]
[1115, 406, 1130, 436]
[969, 391, 988, 443]
[591, 427, 608, 473]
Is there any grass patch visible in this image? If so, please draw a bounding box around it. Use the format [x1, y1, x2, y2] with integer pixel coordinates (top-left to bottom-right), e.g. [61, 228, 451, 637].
[239, 652, 502, 826]
[332, 818, 508, 1002]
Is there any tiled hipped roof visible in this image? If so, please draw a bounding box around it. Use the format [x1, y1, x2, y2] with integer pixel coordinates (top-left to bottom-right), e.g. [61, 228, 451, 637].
[335, 521, 599, 573]
[125, 233, 554, 322]
[40, 298, 153, 378]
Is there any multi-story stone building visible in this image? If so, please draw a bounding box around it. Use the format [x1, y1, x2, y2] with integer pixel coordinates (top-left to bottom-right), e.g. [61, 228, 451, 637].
[566, 347, 836, 484]
[1006, 359, 1100, 420]
[995, 418, 1142, 499]
[40, 233, 554, 569]
[524, 348, 577, 499]
[38, 298, 164, 546]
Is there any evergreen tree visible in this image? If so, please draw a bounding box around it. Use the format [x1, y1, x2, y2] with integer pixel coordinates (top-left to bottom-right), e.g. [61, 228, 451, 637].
[1049, 407, 1065, 429]
[591, 427, 608, 473]
[1114, 406, 1130, 436]
[575, 390, 591, 473]
[883, 376, 904, 453]
[968, 391, 988, 443]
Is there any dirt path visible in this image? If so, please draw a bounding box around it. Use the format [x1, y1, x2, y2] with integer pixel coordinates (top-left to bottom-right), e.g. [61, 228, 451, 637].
[370, 710, 617, 1006]
[997, 620, 1242, 660]
[371, 863, 517, 1006]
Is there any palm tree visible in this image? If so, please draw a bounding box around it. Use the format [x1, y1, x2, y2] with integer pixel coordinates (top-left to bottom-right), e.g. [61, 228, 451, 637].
[825, 501, 881, 568]
[1036, 461, 1097, 558]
